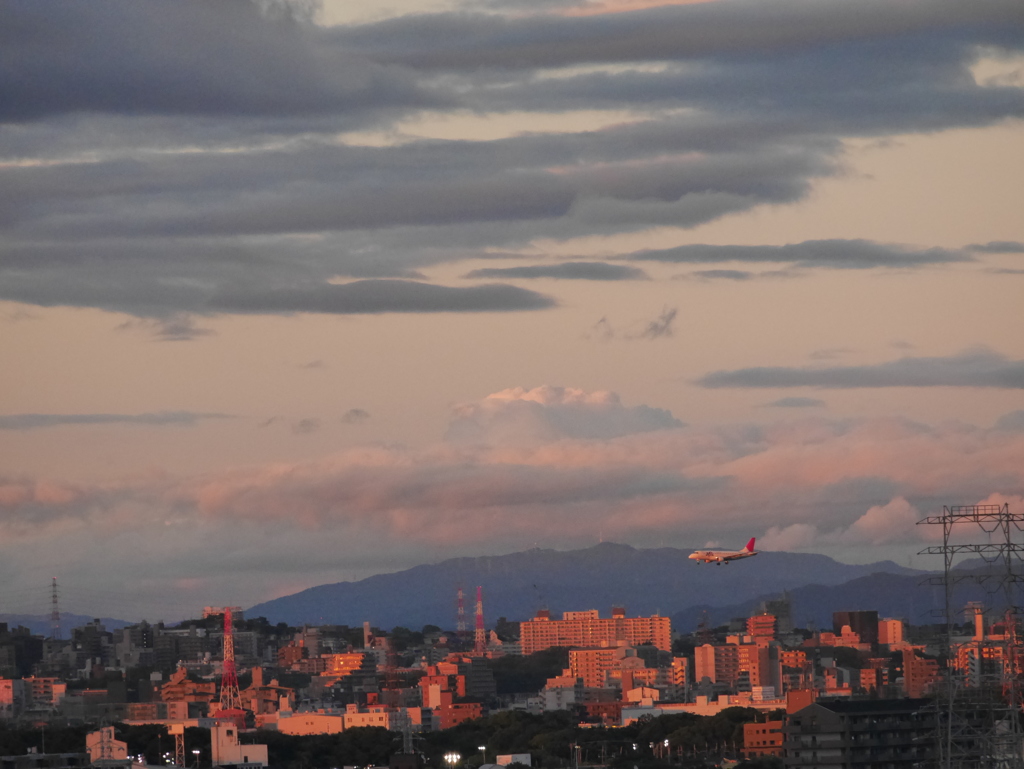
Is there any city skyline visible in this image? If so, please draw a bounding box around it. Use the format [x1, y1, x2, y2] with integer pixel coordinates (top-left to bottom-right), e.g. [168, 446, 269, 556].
[1, 0, 1023, 618]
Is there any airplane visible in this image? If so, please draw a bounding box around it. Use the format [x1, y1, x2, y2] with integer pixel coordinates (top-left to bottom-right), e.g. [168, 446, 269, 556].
[689, 537, 758, 565]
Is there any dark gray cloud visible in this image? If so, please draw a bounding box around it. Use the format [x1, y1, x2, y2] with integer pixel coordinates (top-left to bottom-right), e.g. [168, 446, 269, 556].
[585, 317, 616, 342]
[0, 0, 444, 123]
[637, 307, 677, 340]
[212, 280, 556, 314]
[628, 239, 970, 269]
[0, 0, 1020, 319]
[682, 269, 755, 281]
[332, 0, 1022, 72]
[117, 314, 215, 341]
[967, 241, 1024, 254]
[0, 411, 232, 430]
[341, 409, 371, 425]
[764, 397, 827, 408]
[697, 349, 1024, 390]
[463, 262, 647, 281]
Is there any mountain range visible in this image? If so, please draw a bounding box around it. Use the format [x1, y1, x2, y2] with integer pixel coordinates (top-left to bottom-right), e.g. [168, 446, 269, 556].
[246, 542, 932, 630]
[7, 545, 1011, 637]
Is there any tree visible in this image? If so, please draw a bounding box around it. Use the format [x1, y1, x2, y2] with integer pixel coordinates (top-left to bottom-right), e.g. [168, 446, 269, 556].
[490, 647, 569, 694]
[494, 617, 520, 642]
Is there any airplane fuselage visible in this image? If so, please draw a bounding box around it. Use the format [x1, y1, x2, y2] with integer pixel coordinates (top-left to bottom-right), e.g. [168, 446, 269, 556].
[689, 537, 758, 565]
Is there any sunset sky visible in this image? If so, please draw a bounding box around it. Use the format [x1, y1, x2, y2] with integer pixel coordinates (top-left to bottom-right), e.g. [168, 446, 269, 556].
[1, 0, 1023, 621]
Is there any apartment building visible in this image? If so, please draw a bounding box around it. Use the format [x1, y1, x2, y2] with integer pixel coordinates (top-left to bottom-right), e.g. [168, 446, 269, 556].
[784, 699, 933, 768]
[520, 608, 671, 654]
[694, 643, 778, 691]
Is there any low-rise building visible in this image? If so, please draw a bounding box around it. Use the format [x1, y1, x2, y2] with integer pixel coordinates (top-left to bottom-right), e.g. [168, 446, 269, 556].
[744, 720, 783, 760]
[211, 722, 268, 768]
[783, 698, 933, 768]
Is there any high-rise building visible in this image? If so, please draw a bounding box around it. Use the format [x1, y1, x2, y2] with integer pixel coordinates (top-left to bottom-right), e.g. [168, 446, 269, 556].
[747, 614, 777, 640]
[519, 608, 671, 655]
[568, 644, 658, 689]
[878, 618, 904, 647]
[832, 611, 879, 648]
[902, 649, 940, 698]
[693, 643, 777, 690]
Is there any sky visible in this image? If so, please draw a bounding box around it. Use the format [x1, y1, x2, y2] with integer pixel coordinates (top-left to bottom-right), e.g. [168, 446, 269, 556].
[1, 0, 1023, 622]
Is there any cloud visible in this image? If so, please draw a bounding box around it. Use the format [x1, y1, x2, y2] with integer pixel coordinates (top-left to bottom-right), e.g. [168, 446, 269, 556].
[760, 522, 818, 551]
[3, 408, 1023, 613]
[211, 280, 556, 314]
[118, 314, 215, 341]
[636, 306, 677, 340]
[760, 497, 925, 549]
[994, 411, 1024, 432]
[683, 269, 754, 281]
[0, 0, 442, 123]
[584, 316, 616, 342]
[0, 412, 232, 431]
[584, 309, 677, 342]
[967, 241, 1024, 253]
[341, 409, 370, 424]
[445, 386, 684, 445]
[809, 348, 856, 360]
[764, 397, 826, 408]
[628, 239, 971, 269]
[335, 0, 1023, 72]
[463, 262, 648, 281]
[1, 0, 1019, 321]
[697, 348, 1024, 390]
[840, 497, 922, 546]
[292, 418, 321, 434]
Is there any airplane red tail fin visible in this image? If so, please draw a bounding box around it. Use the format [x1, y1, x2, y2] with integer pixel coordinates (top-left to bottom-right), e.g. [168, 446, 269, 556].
[745, 537, 756, 552]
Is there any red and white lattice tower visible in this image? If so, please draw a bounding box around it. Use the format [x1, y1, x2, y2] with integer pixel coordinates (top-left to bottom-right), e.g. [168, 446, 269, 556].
[474, 586, 486, 655]
[456, 585, 467, 637]
[219, 607, 242, 711]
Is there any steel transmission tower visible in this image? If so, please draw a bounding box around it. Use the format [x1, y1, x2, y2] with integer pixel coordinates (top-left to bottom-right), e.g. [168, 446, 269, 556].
[219, 607, 242, 711]
[918, 503, 1024, 768]
[50, 577, 61, 640]
[474, 585, 486, 655]
[456, 584, 467, 637]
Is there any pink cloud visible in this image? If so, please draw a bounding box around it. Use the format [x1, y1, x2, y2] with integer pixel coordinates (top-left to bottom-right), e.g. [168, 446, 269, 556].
[446, 385, 682, 446]
[1, 388, 1022, 609]
[761, 523, 819, 551]
[841, 497, 922, 546]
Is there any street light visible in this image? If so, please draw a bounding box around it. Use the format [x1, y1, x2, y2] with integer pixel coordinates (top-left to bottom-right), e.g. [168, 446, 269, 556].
[192, 749, 200, 768]
[478, 746, 486, 765]
[444, 752, 461, 768]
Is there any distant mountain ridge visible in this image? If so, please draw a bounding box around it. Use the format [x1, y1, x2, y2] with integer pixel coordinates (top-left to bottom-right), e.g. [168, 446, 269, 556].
[673, 563, 1021, 632]
[247, 542, 925, 629]
[0, 613, 132, 637]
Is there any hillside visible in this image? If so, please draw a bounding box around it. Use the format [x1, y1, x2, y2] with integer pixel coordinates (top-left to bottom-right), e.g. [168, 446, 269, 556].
[246, 542, 923, 628]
